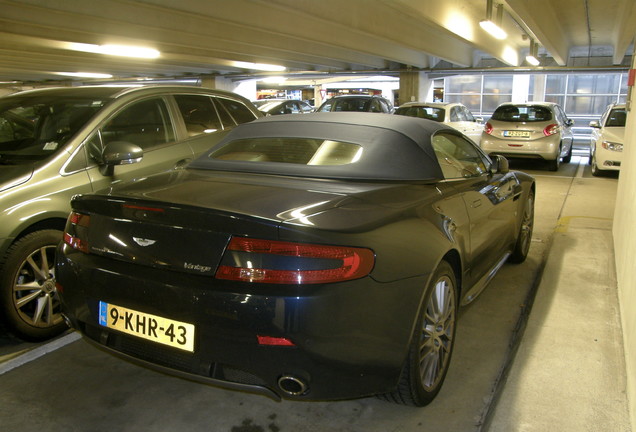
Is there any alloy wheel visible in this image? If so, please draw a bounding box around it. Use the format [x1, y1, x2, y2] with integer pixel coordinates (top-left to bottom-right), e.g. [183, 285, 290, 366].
[419, 274, 456, 391]
[12, 245, 63, 329]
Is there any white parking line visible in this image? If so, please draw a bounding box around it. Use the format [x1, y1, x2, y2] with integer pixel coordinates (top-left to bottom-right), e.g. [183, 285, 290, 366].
[0, 331, 81, 376]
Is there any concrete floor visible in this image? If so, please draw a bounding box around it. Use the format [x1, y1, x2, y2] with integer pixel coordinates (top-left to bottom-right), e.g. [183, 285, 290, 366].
[0, 156, 631, 432]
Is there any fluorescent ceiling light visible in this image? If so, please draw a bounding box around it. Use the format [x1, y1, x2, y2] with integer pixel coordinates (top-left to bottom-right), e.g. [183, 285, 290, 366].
[479, 20, 507, 40]
[525, 55, 540, 66]
[54, 72, 113, 78]
[232, 61, 286, 72]
[67, 43, 160, 59]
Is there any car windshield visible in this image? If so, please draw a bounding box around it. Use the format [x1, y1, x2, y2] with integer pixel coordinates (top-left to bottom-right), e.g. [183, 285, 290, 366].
[210, 137, 363, 166]
[0, 95, 107, 165]
[606, 108, 626, 127]
[491, 105, 553, 122]
[395, 106, 445, 122]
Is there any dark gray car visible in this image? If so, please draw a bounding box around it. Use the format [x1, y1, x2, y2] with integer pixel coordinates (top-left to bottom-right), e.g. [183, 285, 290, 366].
[0, 85, 261, 340]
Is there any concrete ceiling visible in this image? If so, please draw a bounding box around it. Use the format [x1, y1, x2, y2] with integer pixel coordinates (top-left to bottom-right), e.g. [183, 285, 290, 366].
[0, 0, 635, 86]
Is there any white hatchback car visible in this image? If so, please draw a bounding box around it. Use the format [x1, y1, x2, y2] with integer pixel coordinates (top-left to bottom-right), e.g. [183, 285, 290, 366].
[480, 102, 574, 171]
[589, 103, 626, 176]
[394, 102, 484, 145]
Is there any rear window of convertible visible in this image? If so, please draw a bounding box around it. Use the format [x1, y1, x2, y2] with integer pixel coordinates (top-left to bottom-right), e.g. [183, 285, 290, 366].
[210, 138, 363, 166]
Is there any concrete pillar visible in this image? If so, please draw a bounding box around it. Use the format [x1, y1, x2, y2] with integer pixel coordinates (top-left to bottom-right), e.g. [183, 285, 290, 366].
[398, 71, 431, 106]
[531, 74, 546, 102]
[511, 74, 530, 103]
[314, 85, 324, 108]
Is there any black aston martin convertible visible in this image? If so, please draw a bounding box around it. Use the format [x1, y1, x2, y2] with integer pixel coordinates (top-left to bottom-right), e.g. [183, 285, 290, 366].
[56, 112, 534, 406]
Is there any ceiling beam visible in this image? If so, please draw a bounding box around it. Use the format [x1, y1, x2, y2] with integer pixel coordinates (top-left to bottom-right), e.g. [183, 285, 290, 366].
[505, 0, 570, 66]
[612, 0, 636, 64]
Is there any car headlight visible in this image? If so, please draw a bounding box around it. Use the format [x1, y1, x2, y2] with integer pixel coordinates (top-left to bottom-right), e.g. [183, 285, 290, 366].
[601, 141, 623, 152]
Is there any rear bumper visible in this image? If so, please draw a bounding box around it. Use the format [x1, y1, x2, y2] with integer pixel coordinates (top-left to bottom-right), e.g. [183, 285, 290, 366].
[481, 135, 561, 160]
[56, 245, 427, 401]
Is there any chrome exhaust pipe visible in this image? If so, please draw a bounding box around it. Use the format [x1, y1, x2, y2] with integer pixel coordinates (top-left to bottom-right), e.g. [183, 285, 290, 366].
[277, 375, 308, 396]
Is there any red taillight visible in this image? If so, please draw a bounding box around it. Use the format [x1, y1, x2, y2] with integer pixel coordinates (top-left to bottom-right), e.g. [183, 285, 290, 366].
[543, 123, 559, 136]
[215, 237, 375, 284]
[63, 211, 90, 253]
[257, 335, 295, 346]
[484, 122, 493, 135]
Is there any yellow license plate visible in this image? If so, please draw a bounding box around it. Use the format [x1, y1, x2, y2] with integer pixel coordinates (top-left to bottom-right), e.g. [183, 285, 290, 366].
[98, 301, 195, 352]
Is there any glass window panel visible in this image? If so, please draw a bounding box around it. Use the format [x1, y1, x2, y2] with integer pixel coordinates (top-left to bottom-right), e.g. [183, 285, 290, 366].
[483, 75, 513, 94]
[446, 75, 481, 94]
[565, 95, 617, 115]
[482, 95, 512, 113]
[620, 73, 628, 94]
[445, 94, 480, 112]
[546, 75, 566, 94]
[567, 74, 621, 94]
[545, 95, 564, 106]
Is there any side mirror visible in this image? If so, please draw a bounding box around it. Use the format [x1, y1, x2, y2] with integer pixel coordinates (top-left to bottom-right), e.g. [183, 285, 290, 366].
[492, 155, 509, 174]
[99, 141, 143, 176]
[566, 119, 574, 127]
[589, 120, 600, 128]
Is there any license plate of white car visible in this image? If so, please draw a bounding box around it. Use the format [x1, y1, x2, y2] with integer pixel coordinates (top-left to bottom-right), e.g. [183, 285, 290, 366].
[503, 130, 530, 137]
[98, 301, 195, 352]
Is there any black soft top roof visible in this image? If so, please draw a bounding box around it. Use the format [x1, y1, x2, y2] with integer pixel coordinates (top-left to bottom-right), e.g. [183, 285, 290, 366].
[190, 112, 456, 181]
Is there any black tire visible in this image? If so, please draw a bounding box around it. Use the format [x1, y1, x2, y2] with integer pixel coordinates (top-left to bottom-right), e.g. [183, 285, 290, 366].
[384, 261, 458, 406]
[562, 144, 572, 163]
[0, 230, 68, 341]
[509, 189, 534, 263]
[547, 156, 560, 171]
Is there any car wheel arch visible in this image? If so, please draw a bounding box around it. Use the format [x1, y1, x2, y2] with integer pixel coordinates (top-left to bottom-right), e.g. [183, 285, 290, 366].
[3, 217, 68, 253]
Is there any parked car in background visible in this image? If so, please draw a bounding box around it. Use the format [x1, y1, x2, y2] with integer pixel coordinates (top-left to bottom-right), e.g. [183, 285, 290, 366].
[395, 102, 484, 145]
[252, 99, 314, 115]
[57, 112, 535, 407]
[316, 94, 394, 113]
[0, 85, 261, 340]
[589, 103, 626, 176]
[480, 102, 574, 171]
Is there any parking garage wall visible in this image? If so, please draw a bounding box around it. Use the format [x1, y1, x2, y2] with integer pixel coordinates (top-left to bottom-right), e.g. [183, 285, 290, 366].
[613, 59, 636, 427]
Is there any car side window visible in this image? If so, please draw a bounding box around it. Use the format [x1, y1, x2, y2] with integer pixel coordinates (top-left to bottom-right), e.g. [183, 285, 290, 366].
[450, 107, 461, 122]
[287, 102, 300, 114]
[215, 97, 258, 126]
[174, 95, 223, 136]
[462, 106, 475, 122]
[318, 100, 334, 112]
[369, 99, 383, 113]
[432, 132, 488, 179]
[99, 98, 175, 151]
[300, 101, 313, 113]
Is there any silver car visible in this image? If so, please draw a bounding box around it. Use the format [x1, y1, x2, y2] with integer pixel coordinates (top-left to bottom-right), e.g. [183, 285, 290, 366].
[394, 102, 484, 145]
[0, 85, 261, 340]
[480, 102, 574, 171]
